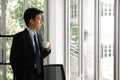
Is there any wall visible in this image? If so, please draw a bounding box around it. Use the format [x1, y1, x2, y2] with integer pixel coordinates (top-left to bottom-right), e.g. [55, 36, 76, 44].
[47, 0, 64, 64]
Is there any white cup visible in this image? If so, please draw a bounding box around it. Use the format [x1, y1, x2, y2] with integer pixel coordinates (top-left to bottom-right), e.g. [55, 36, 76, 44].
[42, 42, 50, 48]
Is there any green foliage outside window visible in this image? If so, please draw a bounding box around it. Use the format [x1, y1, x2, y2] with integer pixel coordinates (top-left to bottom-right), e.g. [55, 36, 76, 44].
[70, 21, 88, 42]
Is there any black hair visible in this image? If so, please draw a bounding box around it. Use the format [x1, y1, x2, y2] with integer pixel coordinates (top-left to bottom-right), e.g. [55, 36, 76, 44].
[24, 7, 43, 27]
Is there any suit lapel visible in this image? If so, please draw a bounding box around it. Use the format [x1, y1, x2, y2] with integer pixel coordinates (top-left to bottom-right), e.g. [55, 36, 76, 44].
[24, 29, 34, 53]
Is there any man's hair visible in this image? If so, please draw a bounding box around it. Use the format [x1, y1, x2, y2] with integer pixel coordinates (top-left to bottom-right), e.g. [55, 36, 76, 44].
[24, 7, 43, 27]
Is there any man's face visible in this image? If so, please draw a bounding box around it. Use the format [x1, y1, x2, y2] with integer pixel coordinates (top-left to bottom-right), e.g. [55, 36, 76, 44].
[33, 14, 43, 30]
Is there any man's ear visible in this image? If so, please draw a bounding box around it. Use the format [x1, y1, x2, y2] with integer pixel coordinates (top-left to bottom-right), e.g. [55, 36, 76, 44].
[30, 19, 34, 24]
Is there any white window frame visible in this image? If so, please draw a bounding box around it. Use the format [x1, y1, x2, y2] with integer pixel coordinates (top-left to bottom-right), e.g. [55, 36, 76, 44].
[1, 0, 6, 80]
[65, 0, 84, 80]
[114, 0, 119, 80]
[65, 0, 119, 80]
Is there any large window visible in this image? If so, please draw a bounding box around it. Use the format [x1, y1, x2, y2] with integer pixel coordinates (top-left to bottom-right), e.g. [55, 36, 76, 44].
[0, 0, 45, 80]
[65, 0, 114, 80]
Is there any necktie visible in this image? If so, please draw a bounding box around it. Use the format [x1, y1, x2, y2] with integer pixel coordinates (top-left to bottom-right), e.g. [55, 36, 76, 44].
[34, 34, 41, 74]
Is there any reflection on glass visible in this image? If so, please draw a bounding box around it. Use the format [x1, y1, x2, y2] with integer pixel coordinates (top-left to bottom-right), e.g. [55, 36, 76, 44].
[100, 0, 114, 80]
[83, 0, 94, 80]
[70, 0, 78, 80]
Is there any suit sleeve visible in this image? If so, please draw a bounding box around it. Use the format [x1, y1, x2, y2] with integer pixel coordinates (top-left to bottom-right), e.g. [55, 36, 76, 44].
[10, 34, 24, 79]
[43, 48, 51, 58]
[38, 34, 51, 59]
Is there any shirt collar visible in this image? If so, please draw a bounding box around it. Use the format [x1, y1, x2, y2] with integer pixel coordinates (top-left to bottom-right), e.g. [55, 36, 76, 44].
[26, 27, 37, 37]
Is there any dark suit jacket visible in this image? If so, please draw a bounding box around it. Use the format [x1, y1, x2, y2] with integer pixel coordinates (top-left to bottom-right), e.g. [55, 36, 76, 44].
[10, 29, 51, 80]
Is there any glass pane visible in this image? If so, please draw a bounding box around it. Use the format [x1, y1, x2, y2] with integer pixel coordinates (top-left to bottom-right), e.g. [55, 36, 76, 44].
[70, 0, 79, 80]
[6, 0, 24, 35]
[6, 0, 24, 80]
[6, 65, 13, 80]
[83, 0, 95, 80]
[100, 0, 114, 80]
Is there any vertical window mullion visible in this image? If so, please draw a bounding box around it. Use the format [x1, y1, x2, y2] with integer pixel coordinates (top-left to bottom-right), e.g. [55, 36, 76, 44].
[114, 0, 119, 80]
[65, 0, 70, 80]
[43, 0, 49, 64]
[24, 0, 28, 11]
[1, 0, 6, 80]
[118, 0, 120, 79]
[94, 0, 100, 80]
[23, 0, 28, 30]
[78, 0, 84, 80]
[44, 0, 48, 42]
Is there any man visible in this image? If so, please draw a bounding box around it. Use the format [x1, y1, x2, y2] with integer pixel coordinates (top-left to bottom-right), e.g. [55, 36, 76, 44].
[10, 7, 51, 80]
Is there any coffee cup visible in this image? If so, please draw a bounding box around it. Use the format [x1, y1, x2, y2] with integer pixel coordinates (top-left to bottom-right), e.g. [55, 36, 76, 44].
[42, 42, 50, 48]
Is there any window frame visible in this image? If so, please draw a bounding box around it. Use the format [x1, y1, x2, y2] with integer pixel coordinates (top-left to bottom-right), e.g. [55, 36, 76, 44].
[65, 0, 118, 80]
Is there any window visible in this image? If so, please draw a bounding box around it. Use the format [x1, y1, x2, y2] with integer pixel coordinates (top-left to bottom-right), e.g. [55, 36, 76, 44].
[70, 0, 79, 80]
[65, 0, 114, 80]
[101, 2, 114, 17]
[0, 0, 45, 80]
[70, 3, 78, 18]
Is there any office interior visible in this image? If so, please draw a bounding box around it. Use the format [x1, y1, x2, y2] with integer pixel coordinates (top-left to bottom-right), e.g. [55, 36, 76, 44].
[0, 0, 120, 80]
